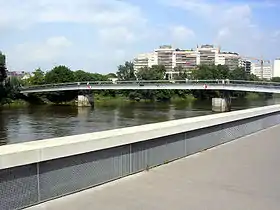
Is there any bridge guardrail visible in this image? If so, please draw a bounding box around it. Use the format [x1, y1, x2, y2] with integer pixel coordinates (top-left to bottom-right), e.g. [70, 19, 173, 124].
[20, 79, 280, 92]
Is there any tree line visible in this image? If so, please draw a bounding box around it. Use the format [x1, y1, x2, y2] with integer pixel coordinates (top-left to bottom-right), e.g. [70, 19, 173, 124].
[0, 55, 278, 105]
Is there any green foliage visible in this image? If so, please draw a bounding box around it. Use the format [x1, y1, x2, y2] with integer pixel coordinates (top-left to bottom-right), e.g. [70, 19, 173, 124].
[107, 73, 117, 78]
[116, 61, 136, 81]
[74, 70, 108, 82]
[229, 67, 248, 80]
[27, 68, 45, 85]
[0, 51, 7, 82]
[45, 65, 75, 84]
[136, 65, 166, 80]
[0, 77, 22, 104]
[271, 77, 280, 82]
[173, 66, 190, 80]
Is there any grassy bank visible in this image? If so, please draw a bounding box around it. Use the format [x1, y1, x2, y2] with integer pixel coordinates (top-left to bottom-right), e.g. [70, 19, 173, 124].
[171, 94, 196, 103]
[245, 93, 260, 100]
[94, 95, 130, 105]
[1, 100, 29, 108]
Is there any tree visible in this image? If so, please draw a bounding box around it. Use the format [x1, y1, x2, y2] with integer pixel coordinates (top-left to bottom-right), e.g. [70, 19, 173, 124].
[45, 65, 75, 84]
[116, 61, 136, 81]
[271, 77, 280, 83]
[74, 70, 93, 82]
[0, 52, 7, 82]
[106, 73, 117, 78]
[229, 67, 248, 80]
[90, 73, 108, 81]
[173, 66, 191, 80]
[0, 77, 22, 104]
[28, 68, 45, 85]
[136, 65, 166, 80]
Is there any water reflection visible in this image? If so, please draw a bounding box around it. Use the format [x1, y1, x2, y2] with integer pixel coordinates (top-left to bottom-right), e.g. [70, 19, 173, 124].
[0, 98, 278, 145]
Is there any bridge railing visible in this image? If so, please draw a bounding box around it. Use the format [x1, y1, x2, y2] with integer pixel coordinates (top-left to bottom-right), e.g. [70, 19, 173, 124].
[20, 79, 280, 91]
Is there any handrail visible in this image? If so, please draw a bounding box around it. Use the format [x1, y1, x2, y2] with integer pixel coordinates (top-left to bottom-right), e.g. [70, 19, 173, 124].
[21, 79, 280, 91]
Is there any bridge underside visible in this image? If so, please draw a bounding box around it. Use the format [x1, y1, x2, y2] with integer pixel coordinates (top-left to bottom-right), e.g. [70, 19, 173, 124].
[27, 125, 280, 210]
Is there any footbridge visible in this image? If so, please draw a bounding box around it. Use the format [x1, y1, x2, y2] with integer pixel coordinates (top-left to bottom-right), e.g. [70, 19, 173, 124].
[20, 79, 280, 111]
[21, 79, 280, 94]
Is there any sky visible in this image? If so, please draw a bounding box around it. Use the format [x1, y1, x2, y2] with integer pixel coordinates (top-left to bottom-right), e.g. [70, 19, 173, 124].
[0, 0, 280, 73]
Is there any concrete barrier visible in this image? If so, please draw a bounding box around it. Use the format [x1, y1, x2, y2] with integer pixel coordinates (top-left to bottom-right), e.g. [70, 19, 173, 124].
[1, 105, 280, 210]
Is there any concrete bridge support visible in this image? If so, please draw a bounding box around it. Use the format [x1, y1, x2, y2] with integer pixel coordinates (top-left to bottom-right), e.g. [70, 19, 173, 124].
[212, 91, 231, 112]
[78, 91, 94, 107]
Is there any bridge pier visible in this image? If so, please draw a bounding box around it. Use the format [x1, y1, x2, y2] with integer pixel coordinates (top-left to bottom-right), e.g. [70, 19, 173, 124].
[78, 91, 94, 107]
[212, 91, 231, 112]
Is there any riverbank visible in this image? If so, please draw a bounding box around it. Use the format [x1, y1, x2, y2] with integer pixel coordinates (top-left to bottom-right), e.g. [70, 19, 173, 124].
[1, 100, 29, 108]
[0, 92, 275, 108]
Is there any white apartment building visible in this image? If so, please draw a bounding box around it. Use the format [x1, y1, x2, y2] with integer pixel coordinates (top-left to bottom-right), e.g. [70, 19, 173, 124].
[155, 45, 175, 72]
[172, 49, 198, 71]
[251, 63, 272, 80]
[133, 52, 158, 72]
[216, 52, 240, 71]
[196, 44, 220, 66]
[273, 59, 280, 77]
[239, 59, 252, 74]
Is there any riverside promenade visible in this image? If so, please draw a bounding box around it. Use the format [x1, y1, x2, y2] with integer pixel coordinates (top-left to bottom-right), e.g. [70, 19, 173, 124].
[28, 124, 280, 210]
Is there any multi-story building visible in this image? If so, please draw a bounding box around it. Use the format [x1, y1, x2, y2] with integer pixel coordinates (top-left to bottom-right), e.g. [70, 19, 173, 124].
[273, 59, 280, 78]
[172, 49, 197, 71]
[133, 52, 158, 72]
[7, 71, 26, 79]
[251, 63, 272, 80]
[155, 45, 175, 72]
[239, 59, 252, 74]
[216, 52, 240, 71]
[196, 44, 220, 66]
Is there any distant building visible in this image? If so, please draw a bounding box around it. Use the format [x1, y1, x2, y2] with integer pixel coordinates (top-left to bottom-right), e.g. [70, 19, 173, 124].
[196, 44, 220, 66]
[6, 71, 32, 80]
[239, 59, 252, 74]
[7, 71, 26, 78]
[133, 52, 158, 72]
[216, 52, 240, 71]
[155, 45, 175, 72]
[132, 44, 274, 81]
[172, 49, 198, 71]
[273, 59, 280, 77]
[251, 63, 272, 80]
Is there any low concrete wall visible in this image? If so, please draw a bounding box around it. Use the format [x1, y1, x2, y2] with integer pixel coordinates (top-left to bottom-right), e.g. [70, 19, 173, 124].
[1, 105, 280, 210]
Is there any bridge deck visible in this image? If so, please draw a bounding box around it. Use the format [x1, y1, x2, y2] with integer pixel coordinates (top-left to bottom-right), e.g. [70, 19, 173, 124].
[28, 125, 280, 210]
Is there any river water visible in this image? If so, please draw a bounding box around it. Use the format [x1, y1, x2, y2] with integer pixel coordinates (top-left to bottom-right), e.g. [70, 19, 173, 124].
[1, 98, 279, 145]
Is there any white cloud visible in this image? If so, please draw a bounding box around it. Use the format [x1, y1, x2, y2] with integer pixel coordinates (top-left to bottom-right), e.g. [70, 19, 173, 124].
[1, 0, 150, 72]
[170, 26, 195, 40]
[161, 0, 213, 16]
[160, 0, 275, 57]
[0, 0, 147, 29]
[7, 36, 72, 71]
[98, 27, 138, 46]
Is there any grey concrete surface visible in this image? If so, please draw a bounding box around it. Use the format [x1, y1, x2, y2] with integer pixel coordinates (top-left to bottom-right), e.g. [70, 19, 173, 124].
[27, 125, 280, 210]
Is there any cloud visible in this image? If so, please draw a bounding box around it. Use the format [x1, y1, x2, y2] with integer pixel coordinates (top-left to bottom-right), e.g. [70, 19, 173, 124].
[170, 26, 195, 40]
[160, 0, 213, 15]
[5, 36, 72, 71]
[168, 25, 196, 47]
[97, 27, 138, 46]
[1, 0, 150, 72]
[0, 0, 147, 29]
[160, 0, 276, 57]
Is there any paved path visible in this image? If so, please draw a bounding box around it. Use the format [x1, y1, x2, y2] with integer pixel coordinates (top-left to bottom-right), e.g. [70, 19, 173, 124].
[28, 125, 280, 210]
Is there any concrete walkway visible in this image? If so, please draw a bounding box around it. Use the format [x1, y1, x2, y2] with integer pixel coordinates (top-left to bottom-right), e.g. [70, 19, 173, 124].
[28, 125, 280, 210]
